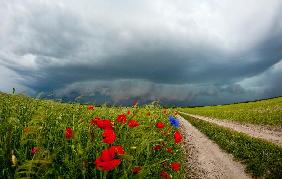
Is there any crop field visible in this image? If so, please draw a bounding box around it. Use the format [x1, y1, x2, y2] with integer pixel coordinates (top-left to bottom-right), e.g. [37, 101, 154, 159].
[179, 97, 282, 125]
[0, 92, 184, 178]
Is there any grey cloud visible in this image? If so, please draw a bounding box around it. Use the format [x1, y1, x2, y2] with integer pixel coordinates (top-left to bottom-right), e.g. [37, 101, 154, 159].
[222, 84, 245, 95]
[18, 38, 282, 93]
[6, 2, 87, 59]
[1, 0, 282, 105]
[52, 80, 251, 106]
[239, 59, 282, 98]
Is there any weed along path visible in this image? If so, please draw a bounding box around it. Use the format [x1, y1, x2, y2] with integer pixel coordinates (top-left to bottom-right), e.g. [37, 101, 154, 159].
[178, 115, 251, 179]
[179, 112, 282, 147]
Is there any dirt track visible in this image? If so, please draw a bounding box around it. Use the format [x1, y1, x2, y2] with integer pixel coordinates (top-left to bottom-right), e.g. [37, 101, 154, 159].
[178, 115, 251, 179]
[179, 112, 282, 147]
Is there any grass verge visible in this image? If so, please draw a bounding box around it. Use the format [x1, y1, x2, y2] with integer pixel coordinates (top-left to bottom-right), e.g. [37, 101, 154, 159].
[181, 113, 282, 178]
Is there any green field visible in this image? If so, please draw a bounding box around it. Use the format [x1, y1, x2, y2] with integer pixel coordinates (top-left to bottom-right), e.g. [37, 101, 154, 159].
[2, 92, 282, 178]
[179, 97, 282, 125]
[0, 92, 184, 178]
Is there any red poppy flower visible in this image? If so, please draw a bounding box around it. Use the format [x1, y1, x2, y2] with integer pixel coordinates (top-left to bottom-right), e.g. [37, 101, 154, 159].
[100, 146, 123, 162]
[153, 145, 161, 151]
[156, 122, 165, 129]
[128, 120, 139, 127]
[110, 145, 124, 155]
[132, 166, 141, 174]
[117, 114, 127, 123]
[96, 119, 113, 130]
[170, 162, 181, 171]
[95, 145, 124, 171]
[31, 147, 39, 155]
[100, 149, 114, 162]
[160, 171, 171, 179]
[90, 117, 101, 126]
[95, 157, 121, 171]
[65, 127, 73, 139]
[127, 110, 131, 115]
[102, 129, 116, 144]
[174, 131, 182, 144]
[87, 105, 94, 110]
[166, 147, 173, 154]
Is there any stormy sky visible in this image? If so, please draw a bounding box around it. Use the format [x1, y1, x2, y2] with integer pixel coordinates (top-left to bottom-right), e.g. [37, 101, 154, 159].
[1, 0, 282, 106]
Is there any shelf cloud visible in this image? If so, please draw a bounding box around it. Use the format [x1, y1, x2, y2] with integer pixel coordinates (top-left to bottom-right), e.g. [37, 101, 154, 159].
[1, 0, 282, 105]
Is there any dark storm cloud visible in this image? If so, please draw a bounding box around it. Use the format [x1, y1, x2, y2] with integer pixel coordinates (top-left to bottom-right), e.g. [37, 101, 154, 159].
[239, 59, 282, 98]
[1, 0, 282, 105]
[17, 35, 282, 93]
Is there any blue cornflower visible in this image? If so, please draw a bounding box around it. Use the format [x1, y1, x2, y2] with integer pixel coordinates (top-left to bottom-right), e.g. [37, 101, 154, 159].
[169, 115, 180, 128]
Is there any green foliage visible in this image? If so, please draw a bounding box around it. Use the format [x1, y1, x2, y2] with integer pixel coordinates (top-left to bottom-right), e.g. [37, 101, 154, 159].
[179, 97, 282, 125]
[182, 114, 282, 178]
[0, 92, 184, 178]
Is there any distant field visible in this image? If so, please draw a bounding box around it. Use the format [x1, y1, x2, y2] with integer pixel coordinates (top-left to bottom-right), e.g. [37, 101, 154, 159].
[0, 92, 184, 178]
[179, 97, 282, 125]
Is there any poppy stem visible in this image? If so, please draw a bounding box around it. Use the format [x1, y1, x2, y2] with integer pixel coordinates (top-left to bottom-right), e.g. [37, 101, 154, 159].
[103, 172, 107, 179]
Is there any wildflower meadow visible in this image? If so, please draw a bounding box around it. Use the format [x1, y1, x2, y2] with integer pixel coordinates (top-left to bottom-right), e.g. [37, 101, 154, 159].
[0, 93, 185, 178]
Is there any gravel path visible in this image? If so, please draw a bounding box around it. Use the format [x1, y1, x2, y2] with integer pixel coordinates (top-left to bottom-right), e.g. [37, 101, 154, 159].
[179, 112, 282, 147]
[178, 115, 251, 179]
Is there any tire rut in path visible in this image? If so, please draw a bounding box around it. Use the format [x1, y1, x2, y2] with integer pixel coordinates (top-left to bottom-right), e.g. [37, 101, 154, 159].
[178, 115, 251, 179]
[180, 112, 282, 147]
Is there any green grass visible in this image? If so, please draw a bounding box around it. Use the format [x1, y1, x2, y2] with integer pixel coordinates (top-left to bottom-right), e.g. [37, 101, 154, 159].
[0, 92, 184, 178]
[181, 113, 282, 178]
[179, 97, 282, 125]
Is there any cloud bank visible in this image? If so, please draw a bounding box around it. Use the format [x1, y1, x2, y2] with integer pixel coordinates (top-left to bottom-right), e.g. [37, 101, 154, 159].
[1, 0, 282, 105]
